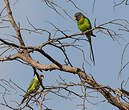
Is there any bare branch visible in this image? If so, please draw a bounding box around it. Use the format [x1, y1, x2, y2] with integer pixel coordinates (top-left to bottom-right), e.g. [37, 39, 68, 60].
[119, 43, 129, 78]
[113, 0, 129, 7]
[4, 0, 25, 46]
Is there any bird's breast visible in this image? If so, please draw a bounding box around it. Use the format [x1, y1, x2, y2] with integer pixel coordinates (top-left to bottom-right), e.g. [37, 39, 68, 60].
[78, 23, 89, 32]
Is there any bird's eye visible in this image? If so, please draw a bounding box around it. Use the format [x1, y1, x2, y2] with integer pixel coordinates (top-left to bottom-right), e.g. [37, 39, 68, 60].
[78, 15, 81, 20]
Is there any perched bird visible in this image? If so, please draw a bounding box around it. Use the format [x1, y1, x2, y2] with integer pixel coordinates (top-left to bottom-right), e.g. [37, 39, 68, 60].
[74, 12, 96, 65]
[21, 75, 44, 104]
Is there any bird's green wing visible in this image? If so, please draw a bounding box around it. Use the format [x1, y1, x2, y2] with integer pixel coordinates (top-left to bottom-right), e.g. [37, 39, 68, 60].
[21, 78, 40, 104]
[26, 78, 40, 95]
[20, 79, 35, 104]
[77, 16, 91, 32]
[83, 16, 96, 37]
[27, 78, 34, 91]
[84, 16, 92, 29]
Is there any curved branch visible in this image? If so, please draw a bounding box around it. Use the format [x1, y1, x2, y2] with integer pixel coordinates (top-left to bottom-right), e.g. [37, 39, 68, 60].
[4, 0, 25, 46]
[15, 53, 129, 110]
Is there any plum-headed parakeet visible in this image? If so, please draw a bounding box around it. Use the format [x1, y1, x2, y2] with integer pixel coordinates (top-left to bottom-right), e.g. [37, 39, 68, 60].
[74, 12, 96, 65]
[21, 75, 44, 104]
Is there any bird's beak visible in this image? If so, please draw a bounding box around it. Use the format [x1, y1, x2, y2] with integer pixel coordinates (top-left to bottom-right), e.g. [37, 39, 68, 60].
[74, 16, 77, 20]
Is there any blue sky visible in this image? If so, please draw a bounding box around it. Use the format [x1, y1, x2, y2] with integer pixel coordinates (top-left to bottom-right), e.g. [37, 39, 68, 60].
[0, 0, 129, 110]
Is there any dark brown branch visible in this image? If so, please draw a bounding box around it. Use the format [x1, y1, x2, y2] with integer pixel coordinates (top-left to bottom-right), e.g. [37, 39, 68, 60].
[32, 67, 45, 90]
[1, 1, 129, 109]
[38, 49, 63, 69]
[7, 51, 129, 109]
[49, 43, 73, 66]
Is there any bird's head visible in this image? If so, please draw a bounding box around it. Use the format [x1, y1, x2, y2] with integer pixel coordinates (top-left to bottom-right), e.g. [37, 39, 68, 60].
[39, 75, 44, 80]
[74, 12, 83, 21]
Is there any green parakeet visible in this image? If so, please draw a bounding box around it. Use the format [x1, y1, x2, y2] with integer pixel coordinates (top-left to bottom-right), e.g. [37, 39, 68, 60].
[21, 75, 44, 104]
[74, 12, 96, 65]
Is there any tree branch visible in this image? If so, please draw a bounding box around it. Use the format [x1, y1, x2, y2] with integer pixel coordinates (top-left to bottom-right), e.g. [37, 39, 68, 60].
[4, 0, 25, 46]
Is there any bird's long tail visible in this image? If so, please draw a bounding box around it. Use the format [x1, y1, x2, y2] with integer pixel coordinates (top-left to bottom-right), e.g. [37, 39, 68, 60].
[20, 94, 28, 105]
[87, 36, 95, 65]
[21, 97, 26, 105]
